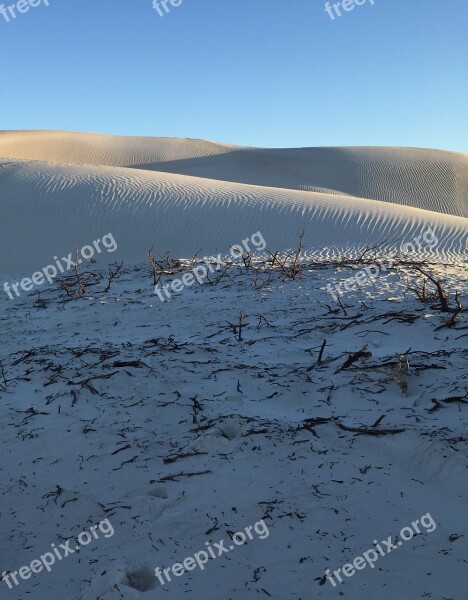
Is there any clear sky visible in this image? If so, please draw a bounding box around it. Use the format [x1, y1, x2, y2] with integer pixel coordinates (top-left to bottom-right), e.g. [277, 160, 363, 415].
[1, 0, 467, 151]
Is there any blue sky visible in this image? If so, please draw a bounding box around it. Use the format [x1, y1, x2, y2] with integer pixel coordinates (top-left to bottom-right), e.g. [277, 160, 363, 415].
[1, 0, 467, 151]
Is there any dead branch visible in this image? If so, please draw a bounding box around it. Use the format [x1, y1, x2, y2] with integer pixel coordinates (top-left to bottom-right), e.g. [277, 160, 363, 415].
[104, 261, 124, 292]
[266, 230, 306, 280]
[336, 346, 372, 372]
[337, 423, 405, 436]
[411, 265, 450, 312]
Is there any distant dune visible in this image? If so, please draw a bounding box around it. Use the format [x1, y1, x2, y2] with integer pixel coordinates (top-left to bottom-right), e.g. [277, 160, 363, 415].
[0, 131, 466, 272]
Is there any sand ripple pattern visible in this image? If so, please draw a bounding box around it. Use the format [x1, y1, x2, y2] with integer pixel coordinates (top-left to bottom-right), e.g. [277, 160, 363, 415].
[1, 133, 466, 218]
[0, 158, 466, 272]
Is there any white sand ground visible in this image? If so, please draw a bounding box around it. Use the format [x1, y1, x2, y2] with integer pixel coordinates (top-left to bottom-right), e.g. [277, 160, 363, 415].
[0, 261, 467, 600]
[0, 131, 467, 273]
[0, 131, 467, 600]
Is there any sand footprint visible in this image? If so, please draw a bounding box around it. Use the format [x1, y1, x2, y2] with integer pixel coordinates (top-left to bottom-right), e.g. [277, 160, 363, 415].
[118, 564, 159, 593]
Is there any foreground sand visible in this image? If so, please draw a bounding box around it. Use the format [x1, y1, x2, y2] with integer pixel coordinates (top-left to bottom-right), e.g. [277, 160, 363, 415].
[0, 260, 466, 600]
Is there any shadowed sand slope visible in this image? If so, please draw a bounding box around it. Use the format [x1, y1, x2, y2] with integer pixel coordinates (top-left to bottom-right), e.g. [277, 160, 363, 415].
[0, 158, 466, 272]
[1, 131, 467, 217]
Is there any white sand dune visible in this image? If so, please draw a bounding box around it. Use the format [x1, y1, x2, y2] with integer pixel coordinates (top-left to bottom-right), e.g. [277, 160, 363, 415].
[1, 131, 467, 216]
[0, 130, 242, 166]
[0, 131, 466, 272]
